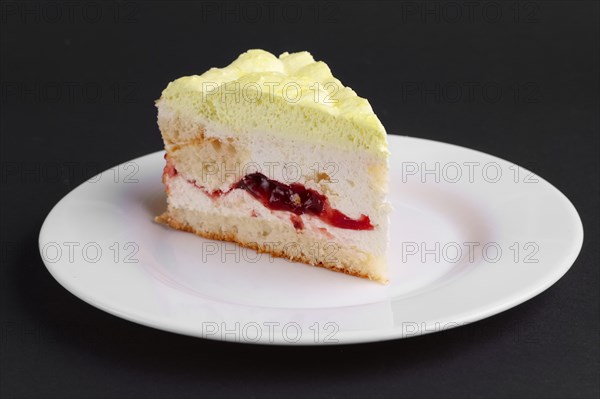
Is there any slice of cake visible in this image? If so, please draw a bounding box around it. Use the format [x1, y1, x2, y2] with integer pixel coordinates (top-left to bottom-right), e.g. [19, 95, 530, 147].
[155, 49, 390, 282]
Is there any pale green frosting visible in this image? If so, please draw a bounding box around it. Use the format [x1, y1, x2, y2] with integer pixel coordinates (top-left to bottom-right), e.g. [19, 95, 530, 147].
[160, 49, 388, 156]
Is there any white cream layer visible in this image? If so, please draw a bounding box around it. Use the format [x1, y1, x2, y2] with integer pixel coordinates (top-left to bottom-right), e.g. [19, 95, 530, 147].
[166, 173, 386, 256]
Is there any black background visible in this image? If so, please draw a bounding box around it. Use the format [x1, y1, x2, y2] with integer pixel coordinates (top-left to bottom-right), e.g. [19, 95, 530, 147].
[1, 1, 599, 398]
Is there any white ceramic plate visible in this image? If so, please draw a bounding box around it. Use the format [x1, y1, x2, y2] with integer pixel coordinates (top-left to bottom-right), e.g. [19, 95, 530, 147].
[39, 136, 583, 345]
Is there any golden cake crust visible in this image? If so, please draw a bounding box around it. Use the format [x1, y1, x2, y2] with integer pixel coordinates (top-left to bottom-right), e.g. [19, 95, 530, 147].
[155, 212, 382, 282]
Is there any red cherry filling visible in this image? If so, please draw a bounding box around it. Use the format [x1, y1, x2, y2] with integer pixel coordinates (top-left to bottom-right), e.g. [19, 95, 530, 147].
[163, 161, 373, 231]
[235, 173, 373, 231]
